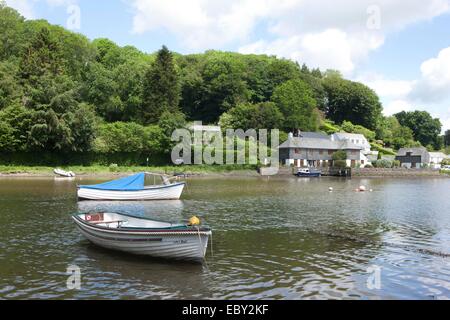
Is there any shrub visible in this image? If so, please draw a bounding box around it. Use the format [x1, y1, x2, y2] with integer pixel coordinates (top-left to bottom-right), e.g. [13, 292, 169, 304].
[109, 163, 119, 172]
[333, 160, 347, 168]
[332, 150, 347, 161]
[372, 159, 392, 168]
[392, 160, 400, 168]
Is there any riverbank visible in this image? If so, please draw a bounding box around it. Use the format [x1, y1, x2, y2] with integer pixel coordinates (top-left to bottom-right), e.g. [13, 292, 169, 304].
[352, 167, 449, 177]
[0, 165, 259, 177]
[1, 165, 448, 178]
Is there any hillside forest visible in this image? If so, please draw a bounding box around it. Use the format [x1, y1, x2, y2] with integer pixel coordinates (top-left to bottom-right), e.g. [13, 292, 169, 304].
[0, 4, 448, 166]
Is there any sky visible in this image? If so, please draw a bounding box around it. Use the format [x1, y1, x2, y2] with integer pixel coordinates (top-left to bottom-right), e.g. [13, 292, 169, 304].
[5, 0, 450, 132]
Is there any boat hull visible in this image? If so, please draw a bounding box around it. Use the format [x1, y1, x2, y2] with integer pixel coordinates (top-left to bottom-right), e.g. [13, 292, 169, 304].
[295, 172, 321, 177]
[72, 216, 210, 260]
[77, 182, 185, 200]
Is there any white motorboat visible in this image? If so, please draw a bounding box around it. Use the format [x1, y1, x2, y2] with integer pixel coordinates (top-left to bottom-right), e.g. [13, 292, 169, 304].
[77, 172, 185, 201]
[72, 212, 211, 260]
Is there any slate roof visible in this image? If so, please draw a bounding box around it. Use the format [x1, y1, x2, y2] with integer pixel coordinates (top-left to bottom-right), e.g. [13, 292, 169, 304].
[429, 152, 449, 159]
[279, 136, 362, 150]
[298, 131, 329, 140]
[396, 147, 429, 157]
[332, 132, 367, 141]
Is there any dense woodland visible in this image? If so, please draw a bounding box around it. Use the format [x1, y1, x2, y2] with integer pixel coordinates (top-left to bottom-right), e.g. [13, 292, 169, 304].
[0, 4, 448, 165]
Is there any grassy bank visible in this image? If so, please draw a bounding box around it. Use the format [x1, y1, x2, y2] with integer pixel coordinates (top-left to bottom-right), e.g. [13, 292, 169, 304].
[0, 164, 259, 177]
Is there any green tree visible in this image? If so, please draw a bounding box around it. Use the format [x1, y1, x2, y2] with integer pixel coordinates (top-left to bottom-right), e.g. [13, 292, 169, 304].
[0, 2, 25, 60]
[141, 45, 180, 124]
[220, 102, 283, 130]
[271, 79, 319, 132]
[445, 130, 450, 147]
[323, 75, 382, 130]
[332, 150, 347, 168]
[340, 120, 376, 141]
[185, 52, 250, 123]
[19, 26, 63, 82]
[0, 60, 22, 109]
[394, 110, 442, 149]
[0, 103, 34, 151]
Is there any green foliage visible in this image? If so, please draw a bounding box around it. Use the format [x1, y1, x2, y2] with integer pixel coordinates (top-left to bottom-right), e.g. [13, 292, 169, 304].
[332, 150, 347, 161]
[157, 110, 186, 153]
[141, 45, 181, 124]
[219, 101, 283, 130]
[333, 160, 347, 168]
[271, 79, 319, 132]
[323, 75, 383, 130]
[377, 116, 417, 150]
[372, 160, 393, 168]
[370, 142, 396, 156]
[93, 122, 164, 154]
[0, 103, 34, 151]
[445, 130, 450, 147]
[340, 120, 376, 141]
[319, 119, 340, 134]
[392, 160, 401, 168]
[0, 4, 433, 164]
[395, 111, 442, 150]
[0, 60, 22, 109]
[0, 3, 25, 60]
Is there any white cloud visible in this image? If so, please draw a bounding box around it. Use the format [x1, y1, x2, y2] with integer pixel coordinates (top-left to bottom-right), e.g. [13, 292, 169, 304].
[129, 0, 450, 75]
[4, 0, 77, 19]
[356, 73, 414, 100]
[383, 100, 412, 116]
[5, 0, 35, 18]
[410, 47, 450, 103]
[130, 0, 295, 49]
[240, 29, 384, 74]
[357, 47, 450, 131]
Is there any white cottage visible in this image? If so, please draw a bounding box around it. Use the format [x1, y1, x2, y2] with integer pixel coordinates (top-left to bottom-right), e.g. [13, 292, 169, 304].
[330, 132, 372, 166]
[429, 152, 449, 169]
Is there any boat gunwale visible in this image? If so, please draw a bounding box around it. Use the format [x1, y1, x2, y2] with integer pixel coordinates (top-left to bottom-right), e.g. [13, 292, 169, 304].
[72, 214, 211, 235]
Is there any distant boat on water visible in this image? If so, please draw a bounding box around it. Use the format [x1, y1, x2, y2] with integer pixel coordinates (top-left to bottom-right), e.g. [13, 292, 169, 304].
[77, 172, 185, 200]
[54, 168, 76, 177]
[72, 212, 211, 261]
[295, 168, 322, 177]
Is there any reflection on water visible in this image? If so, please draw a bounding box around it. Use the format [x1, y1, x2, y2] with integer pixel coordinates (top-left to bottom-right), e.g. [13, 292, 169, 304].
[0, 176, 449, 299]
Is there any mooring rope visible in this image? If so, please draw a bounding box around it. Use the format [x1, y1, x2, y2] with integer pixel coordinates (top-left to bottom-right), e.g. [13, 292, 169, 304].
[196, 226, 209, 267]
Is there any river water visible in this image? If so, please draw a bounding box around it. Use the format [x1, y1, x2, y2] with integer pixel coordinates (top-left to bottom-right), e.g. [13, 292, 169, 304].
[0, 176, 449, 299]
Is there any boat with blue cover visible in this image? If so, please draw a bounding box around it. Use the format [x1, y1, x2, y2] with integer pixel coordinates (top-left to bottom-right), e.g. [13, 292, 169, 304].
[77, 172, 185, 200]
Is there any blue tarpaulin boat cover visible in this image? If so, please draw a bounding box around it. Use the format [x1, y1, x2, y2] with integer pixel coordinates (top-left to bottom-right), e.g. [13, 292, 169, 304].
[80, 173, 145, 191]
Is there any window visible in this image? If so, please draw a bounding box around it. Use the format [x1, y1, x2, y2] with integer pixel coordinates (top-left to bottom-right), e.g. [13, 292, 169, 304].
[294, 148, 301, 154]
[319, 150, 324, 155]
[328, 150, 333, 155]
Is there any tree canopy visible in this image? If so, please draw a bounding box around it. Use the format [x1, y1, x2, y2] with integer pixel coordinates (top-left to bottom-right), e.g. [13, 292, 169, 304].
[0, 4, 443, 159]
[394, 110, 442, 150]
[323, 75, 383, 131]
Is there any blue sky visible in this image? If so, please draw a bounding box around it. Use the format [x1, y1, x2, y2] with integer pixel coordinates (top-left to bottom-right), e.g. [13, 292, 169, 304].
[5, 0, 450, 131]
